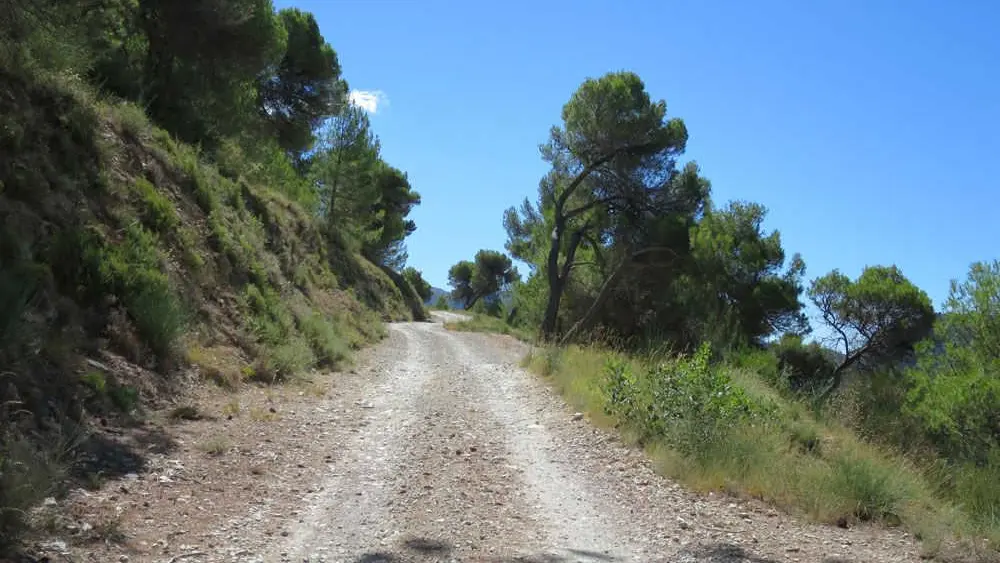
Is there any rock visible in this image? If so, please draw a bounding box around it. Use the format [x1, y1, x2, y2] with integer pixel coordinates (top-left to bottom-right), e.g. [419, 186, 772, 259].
[40, 539, 69, 554]
[572, 412, 585, 421]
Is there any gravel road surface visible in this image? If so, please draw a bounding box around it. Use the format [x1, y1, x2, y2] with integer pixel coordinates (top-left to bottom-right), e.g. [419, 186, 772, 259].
[255, 316, 923, 563]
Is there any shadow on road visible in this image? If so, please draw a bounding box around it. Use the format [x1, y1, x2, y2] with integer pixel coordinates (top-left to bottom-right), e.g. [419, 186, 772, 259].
[350, 536, 622, 563]
[351, 538, 857, 562]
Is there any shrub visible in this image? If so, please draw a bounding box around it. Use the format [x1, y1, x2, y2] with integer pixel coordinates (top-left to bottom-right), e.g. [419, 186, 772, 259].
[299, 312, 350, 367]
[604, 343, 770, 452]
[953, 449, 1000, 531]
[133, 177, 178, 233]
[771, 334, 836, 393]
[826, 451, 909, 524]
[72, 224, 185, 359]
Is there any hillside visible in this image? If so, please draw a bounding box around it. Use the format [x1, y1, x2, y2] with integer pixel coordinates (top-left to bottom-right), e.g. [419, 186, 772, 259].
[0, 66, 420, 552]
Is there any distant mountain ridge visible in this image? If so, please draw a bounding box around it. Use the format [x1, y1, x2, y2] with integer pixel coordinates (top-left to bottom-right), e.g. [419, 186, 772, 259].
[427, 287, 465, 309]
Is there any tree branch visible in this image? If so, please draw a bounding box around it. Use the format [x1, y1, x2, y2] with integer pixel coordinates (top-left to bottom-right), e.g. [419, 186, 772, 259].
[559, 245, 680, 346]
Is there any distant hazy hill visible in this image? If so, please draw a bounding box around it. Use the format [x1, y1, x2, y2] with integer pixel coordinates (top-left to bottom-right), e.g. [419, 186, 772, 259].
[425, 287, 514, 310]
[427, 287, 465, 309]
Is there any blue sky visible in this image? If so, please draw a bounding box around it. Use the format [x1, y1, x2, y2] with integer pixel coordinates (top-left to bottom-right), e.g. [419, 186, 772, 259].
[278, 0, 999, 315]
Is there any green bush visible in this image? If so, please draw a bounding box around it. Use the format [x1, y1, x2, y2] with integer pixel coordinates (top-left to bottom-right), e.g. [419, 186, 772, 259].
[264, 336, 315, 381]
[241, 283, 293, 346]
[299, 311, 350, 367]
[604, 343, 770, 452]
[771, 334, 836, 393]
[953, 449, 1000, 530]
[133, 177, 178, 233]
[71, 224, 185, 359]
[827, 452, 909, 523]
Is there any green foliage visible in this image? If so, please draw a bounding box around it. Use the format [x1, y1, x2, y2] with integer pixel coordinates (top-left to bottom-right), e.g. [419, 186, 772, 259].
[685, 201, 809, 350]
[603, 344, 770, 452]
[136, 0, 286, 145]
[402, 267, 432, 302]
[448, 260, 476, 308]
[952, 449, 1000, 531]
[77, 224, 186, 359]
[133, 177, 178, 233]
[433, 295, 450, 310]
[258, 8, 346, 157]
[828, 453, 910, 523]
[940, 259, 1000, 366]
[529, 71, 690, 339]
[298, 311, 350, 367]
[770, 334, 837, 393]
[900, 262, 1000, 467]
[448, 250, 519, 309]
[809, 265, 934, 393]
[538, 344, 955, 534]
[310, 106, 420, 268]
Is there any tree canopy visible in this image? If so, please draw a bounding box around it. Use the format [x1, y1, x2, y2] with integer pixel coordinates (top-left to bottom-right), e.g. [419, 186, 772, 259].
[809, 265, 934, 396]
[448, 250, 520, 310]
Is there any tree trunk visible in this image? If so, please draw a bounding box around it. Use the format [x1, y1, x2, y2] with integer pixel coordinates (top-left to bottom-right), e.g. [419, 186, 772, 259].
[820, 349, 864, 401]
[557, 246, 673, 346]
[540, 220, 565, 340]
[559, 259, 629, 346]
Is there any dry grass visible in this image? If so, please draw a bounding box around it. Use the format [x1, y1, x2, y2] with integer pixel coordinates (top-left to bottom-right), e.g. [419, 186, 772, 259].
[197, 435, 231, 456]
[524, 344, 993, 559]
[444, 314, 534, 342]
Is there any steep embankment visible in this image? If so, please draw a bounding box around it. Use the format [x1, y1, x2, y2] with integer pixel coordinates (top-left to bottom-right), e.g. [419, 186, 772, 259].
[0, 67, 414, 550]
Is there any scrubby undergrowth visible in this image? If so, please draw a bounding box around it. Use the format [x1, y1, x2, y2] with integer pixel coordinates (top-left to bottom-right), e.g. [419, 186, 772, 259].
[0, 67, 413, 552]
[523, 344, 1000, 561]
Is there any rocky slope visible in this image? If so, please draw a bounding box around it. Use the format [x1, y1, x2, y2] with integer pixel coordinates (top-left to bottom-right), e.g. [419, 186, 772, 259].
[0, 66, 416, 553]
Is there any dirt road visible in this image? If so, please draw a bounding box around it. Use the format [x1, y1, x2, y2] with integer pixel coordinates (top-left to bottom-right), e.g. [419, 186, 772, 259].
[54, 315, 925, 563]
[255, 316, 921, 563]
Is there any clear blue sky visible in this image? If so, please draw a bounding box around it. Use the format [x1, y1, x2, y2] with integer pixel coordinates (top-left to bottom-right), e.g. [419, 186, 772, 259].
[278, 0, 998, 313]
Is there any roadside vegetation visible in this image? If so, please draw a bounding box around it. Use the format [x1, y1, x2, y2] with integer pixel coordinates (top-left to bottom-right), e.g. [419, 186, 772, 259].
[1, 0, 426, 553]
[447, 71, 1000, 558]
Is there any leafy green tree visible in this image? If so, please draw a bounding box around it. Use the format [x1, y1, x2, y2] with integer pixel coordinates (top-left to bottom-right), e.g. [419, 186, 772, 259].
[448, 260, 476, 309]
[471, 250, 519, 303]
[684, 200, 809, 348]
[939, 259, 1000, 365]
[402, 267, 432, 302]
[137, 0, 286, 144]
[508, 71, 688, 339]
[258, 8, 346, 159]
[311, 104, 382, 239]
[433, 295, 450, 310]
[448, 251, 519, 310]
[363, 164, 420, 269]
[900, 261, 1000, 464]
[809, 265, 934, 398]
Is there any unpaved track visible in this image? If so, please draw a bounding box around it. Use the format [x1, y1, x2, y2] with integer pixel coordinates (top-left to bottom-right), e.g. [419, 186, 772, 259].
[248, 317, 923, 563]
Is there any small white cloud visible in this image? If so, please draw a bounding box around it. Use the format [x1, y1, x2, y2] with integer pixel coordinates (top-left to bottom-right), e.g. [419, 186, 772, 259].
[349, 89, 388, 114]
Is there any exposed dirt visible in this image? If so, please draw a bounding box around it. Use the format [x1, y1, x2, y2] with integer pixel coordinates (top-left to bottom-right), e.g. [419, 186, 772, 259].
[35, 314, 926, 562]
